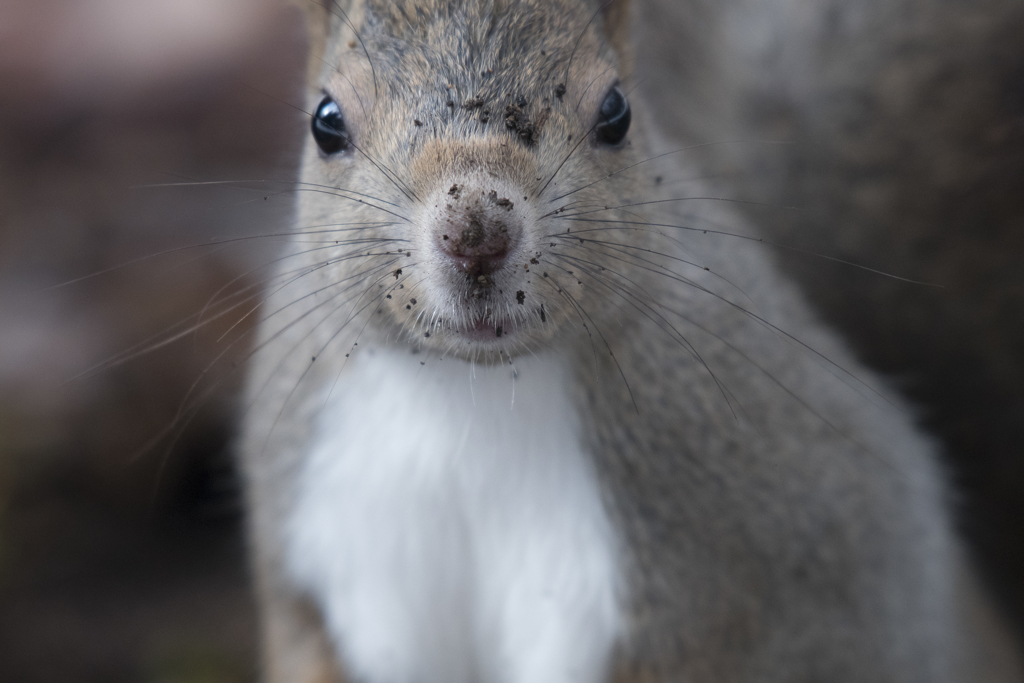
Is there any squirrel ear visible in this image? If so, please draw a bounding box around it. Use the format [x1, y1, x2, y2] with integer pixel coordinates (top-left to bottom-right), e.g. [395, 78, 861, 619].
[599, 0, 633, 62]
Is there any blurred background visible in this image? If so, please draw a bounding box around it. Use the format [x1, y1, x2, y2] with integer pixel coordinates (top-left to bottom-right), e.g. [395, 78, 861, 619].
[0, 0, 1022, 681]
[0, 1, 306, 680]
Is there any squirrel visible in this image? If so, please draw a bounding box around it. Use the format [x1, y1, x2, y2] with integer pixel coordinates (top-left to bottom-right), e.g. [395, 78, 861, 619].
[238, 0, 1024, 681]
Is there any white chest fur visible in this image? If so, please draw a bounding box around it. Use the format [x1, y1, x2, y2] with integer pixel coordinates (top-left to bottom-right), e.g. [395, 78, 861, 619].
[285, 349, 623, 683]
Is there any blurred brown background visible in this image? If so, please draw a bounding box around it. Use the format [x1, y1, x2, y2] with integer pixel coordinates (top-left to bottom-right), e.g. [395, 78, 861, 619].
[0, 1, 306, 680]
[0, 1, 1022, 681]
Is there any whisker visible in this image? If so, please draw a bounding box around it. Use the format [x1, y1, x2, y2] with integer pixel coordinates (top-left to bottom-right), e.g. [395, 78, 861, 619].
[562, 0, 617, 91]
[555, 196, 802, 219]
[213, 249, 403, 344]
[71, 244, 398, 381]
[140, 259, 406, 467]
[136, 176, 408, 212]
[41, 218, 404, 292]
[322, 271, 419, 407]
[342, 137, 421, 205]
[535, 272, 602, 371]
[574, 58, 637, 111]
[326, 0, 379, 101]
[552, 230, 896, 409]
[537, 266, 639, 413]
[308, 46, 368, 119]
[257, 265, 414, 452]
[560, 216, 942, 286]
[546, 254, 735, 418]
[239, 78, 417, 204]
[546, 140, 792, 205]
[535, 118, 602, 199]
[555, 253, 888, 463]
[549, 233, 760, 311]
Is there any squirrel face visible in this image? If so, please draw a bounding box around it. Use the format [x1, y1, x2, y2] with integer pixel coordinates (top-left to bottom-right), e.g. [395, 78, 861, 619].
[300, 0, 643, 362]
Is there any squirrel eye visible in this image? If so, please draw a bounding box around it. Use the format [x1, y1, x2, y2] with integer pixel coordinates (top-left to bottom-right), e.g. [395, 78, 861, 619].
[312, 95, 349, 154]
[595, 86, 631, 146]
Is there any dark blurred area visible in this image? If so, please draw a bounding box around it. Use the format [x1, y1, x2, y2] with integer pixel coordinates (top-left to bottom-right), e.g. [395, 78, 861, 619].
[0, 0, 1022, 681]
[0, 1, 307, 680]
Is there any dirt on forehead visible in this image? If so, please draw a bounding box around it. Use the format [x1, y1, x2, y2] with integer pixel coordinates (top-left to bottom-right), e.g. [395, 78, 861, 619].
[325, 0, 619, 154]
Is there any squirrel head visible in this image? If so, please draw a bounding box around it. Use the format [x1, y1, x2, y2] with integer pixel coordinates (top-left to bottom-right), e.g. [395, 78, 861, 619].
[290, 0, 648, 362]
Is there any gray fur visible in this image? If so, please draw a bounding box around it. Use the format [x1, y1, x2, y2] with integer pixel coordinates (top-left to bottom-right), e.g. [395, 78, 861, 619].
[241, 0, 1024, 680]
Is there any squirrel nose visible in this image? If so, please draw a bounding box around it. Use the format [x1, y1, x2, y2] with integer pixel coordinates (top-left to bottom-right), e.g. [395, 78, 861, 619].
[432, 185, 522, 278]
[438, 214, 511, 276]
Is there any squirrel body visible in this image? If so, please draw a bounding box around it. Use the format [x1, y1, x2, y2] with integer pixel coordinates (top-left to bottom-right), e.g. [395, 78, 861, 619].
[239, 0, 1024, 681]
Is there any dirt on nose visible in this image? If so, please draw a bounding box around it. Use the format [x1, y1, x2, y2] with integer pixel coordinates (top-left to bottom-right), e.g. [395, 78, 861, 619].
[440, 188, 517, 261]
[459, 215, 488, 250]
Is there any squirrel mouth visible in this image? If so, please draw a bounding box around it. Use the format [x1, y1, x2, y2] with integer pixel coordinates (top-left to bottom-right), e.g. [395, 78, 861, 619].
[460, 315, 515, 342]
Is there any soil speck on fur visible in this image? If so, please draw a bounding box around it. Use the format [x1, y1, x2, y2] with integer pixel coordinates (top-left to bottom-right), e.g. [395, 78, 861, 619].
[487, 190, 514, 210]
[504, 97, 537, 145]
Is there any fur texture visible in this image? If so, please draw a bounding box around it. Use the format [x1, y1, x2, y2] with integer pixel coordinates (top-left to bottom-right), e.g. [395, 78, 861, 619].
[286, 349, 621, 683]
[239, 1, 1024, 681]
